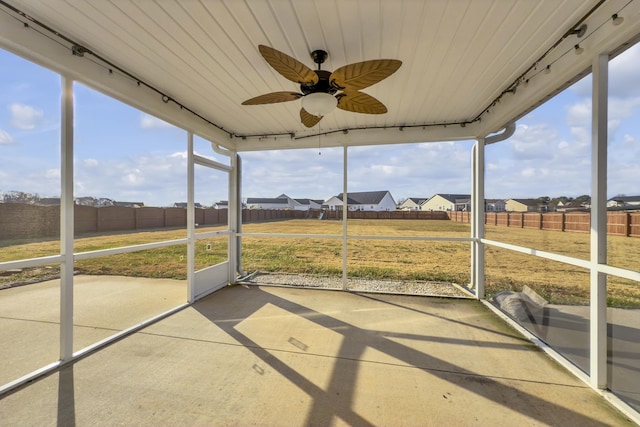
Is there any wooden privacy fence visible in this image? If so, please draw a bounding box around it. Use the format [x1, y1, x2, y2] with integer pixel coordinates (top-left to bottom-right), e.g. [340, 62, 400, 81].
[3, 203, 638, 240]
[458, 211, 640, 237]
[0, 204, 306, 239]
[1, 204, 451, 239]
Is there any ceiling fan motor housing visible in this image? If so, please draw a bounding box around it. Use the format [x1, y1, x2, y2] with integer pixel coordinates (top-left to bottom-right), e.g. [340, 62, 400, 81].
[301, 70, 338, 95]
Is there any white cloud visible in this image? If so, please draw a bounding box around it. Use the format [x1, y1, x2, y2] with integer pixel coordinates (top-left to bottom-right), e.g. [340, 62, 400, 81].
[565, 100, 590, 127]
[508, 123, 556, 160]
[71, 151, 193, 206]
[140, 113, 174, 129]
[609, 97, 640, 121]
[45, 168, 60, 179]
[9, 103, 44, 130]
[0, 129, 14, 144]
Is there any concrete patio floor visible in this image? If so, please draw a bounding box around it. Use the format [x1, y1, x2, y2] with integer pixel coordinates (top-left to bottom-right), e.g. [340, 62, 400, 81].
[0, 283, 635, 426]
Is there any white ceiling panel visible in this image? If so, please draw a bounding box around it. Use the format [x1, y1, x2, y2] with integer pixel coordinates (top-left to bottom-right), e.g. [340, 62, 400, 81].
[1, 0, 639, 151]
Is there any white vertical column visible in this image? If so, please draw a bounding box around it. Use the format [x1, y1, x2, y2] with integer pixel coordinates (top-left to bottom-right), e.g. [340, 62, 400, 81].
[187, 132, 195, 303]
[342, 145, 348, 290]
[228, 152, 239, 282]
[590, 53, 608, 389]
[60, 76, 74, 360]
[470, 144, 477, 290]
[235, 155, 243, 276]
[472, 139, 485, 299]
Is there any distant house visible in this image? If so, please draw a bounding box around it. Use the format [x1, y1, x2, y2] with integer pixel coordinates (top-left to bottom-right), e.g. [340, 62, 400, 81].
[324, 190, 396, 211]
[454, 197, 471, 212]
[246, 197, 289, 210]
[505, 198, 547, 212]
[173, 202, 203, 209]
[214, 200, 228, 209]
[420, 194, 470, 212]
[292, 198, 324, 210]
[607, 195, 640, 209]
[245, 194, 320, 210]
[38, 197, 61, 206]
[398, 197, 427, 211]
[114, 201, 144, 208]
[485, 199, 506, 212]
[555, 198, 590, 212]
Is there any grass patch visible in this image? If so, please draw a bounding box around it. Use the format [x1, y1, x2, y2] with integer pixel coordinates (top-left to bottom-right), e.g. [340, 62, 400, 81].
[2, 219, 639, 308]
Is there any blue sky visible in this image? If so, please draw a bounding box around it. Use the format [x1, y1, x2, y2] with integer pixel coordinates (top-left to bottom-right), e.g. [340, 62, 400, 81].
[1, 44, 639, 207]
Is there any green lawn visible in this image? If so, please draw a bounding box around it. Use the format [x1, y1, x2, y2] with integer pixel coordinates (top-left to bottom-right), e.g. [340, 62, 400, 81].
[1, 219, 639, 307]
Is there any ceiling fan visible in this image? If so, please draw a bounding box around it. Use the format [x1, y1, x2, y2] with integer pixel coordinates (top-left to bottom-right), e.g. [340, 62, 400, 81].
[242, 45, 402, 128]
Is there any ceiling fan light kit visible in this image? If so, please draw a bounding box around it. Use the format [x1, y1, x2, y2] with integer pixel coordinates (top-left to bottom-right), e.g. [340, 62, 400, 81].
[302, 92, 337, 117]
[242, 45, 401, 127]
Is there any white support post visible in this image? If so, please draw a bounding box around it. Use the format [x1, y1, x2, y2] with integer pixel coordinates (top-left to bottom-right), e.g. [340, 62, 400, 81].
[470, 144, 477, 290]
[472, 139, 485, 299]
[342, 145, 348, 290]
[235, 155, 243, 276]
[60, 75, 74, 360]
[187, 132, 195, 303]
[590, 53, 608, 389]
[228, 152, 239, 283]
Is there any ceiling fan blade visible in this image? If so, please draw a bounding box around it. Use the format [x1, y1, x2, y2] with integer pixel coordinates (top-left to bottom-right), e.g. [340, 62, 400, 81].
[300, 108, 323, 128]
[330, 59, 402, 91]
[258, 45, 319, 85]
[242, 91, 303, 105]
[337, 91, 388, 114]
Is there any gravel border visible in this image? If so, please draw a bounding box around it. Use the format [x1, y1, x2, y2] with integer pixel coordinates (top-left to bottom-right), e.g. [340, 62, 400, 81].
[238, 272, 473, 298]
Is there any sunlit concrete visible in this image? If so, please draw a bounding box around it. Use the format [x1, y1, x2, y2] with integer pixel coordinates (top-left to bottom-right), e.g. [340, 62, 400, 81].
[0, 284, 633, 426]
[0, 275, 186, 384]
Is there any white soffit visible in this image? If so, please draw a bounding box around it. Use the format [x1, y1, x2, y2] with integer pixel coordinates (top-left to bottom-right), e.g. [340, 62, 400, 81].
[1, 0, 640, 151]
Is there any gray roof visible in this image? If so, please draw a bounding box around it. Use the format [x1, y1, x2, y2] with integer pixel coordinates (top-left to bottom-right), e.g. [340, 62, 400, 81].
[333, 191, 391, 205]
[430, 194, 471, 203]
[404, 197, 427, 205]
[114, 201, 144, 207]
[294, 198, 323, 205]
[609, 195, 640, 203]
[247, 197, 288, 204]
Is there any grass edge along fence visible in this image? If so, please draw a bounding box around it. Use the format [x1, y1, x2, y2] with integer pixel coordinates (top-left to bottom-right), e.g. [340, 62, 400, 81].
[449, 211, 640, 238]
[0, 204, 449, 240]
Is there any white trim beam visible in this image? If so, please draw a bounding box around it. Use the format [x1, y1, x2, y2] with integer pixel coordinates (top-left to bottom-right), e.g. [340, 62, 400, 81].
[193, 154, 232, 172]
[234, 124, 480, 152]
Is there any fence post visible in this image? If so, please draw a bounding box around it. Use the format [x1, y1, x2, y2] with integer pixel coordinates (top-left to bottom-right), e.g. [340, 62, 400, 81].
[561, 213, 565, 232]
[625, 212, 631, 237]
[539, 212, 543, 229]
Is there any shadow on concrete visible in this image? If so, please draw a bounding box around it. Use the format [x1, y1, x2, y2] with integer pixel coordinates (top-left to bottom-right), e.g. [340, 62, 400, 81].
[194, 286, 613, 426]
[57, 366, 75, 427]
